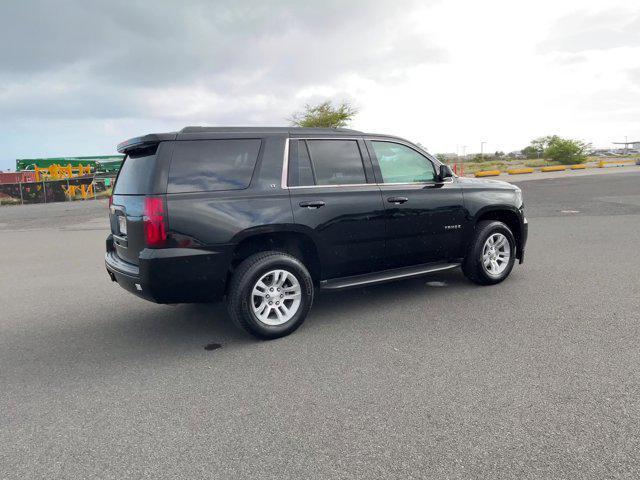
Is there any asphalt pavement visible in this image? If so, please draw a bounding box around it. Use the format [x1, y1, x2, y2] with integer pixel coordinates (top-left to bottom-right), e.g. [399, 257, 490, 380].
[1, 171, 640, 479]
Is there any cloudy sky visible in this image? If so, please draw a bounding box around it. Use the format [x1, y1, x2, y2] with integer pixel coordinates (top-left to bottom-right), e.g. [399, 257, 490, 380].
[1, 0, 639, 169]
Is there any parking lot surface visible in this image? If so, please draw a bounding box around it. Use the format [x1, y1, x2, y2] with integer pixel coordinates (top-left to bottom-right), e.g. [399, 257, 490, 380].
[2, 172, 640, 479]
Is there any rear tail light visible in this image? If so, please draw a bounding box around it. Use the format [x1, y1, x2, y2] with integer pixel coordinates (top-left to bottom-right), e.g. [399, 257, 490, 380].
[108, 195, 113, 209]
[143, 196, 167, 247]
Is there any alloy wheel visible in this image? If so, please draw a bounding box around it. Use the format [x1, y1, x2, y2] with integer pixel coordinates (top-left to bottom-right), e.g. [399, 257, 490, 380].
[251, 269, 302, 326]
[482, 233, 511, 276]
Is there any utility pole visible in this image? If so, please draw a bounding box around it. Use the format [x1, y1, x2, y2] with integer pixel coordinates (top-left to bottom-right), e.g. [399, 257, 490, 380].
[625, 136, 628, 155]
[480, 141, 487, 159]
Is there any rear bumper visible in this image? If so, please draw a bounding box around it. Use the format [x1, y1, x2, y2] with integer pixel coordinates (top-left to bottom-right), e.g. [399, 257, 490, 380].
[105, 235, 232, 303]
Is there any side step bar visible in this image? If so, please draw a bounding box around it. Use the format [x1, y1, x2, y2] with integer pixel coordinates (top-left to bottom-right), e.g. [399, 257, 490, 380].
[320, 262, 460, 291]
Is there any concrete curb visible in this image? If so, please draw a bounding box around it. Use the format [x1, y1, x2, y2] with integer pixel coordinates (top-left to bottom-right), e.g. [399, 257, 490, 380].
[469, 164, 640, 183]
[507, 168, 535, 175]
[474, 170, 501, 177]
[473, 161, 638, 179]
[598, 160, 637, 168]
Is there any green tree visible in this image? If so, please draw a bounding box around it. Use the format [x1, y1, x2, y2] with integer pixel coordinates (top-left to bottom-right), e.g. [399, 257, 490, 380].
[522, 146, 541, 159]
[522, 135, 557, 159]
[290, 101, 358, 128]
[545, 137, 590, 164]
[522, 135, 589, 164]
[531, 135, 559, 152]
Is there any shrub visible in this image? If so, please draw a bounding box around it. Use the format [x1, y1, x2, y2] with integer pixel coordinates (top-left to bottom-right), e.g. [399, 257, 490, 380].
[522, 135, 590, 164]
[545, 138, 590, 164]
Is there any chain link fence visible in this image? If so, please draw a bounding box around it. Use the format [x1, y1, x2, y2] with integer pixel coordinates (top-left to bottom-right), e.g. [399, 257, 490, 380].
[0, 177, 113, 206]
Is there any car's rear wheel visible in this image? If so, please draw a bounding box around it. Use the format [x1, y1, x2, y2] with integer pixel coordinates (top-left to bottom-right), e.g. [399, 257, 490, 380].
[227, 251, 314, 339]
[462, 220, 516, 285]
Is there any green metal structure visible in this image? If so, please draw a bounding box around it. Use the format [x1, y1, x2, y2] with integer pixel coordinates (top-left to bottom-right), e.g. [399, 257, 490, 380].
[16, 155, 124, 173]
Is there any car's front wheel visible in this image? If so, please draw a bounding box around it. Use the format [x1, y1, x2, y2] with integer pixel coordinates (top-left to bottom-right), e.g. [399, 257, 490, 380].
[227, 251, 314, 339]
[462, 220, 516, 285]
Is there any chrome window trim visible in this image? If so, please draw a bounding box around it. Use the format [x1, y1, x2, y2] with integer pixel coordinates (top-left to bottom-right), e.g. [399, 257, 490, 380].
[293, 137, 364, 140]
[288, 183, 375, 189]
[378, 178, 454, 187]
[280, 137, 290, 189]
[281, 137, 454, 189]
[285, 179, 454, 190]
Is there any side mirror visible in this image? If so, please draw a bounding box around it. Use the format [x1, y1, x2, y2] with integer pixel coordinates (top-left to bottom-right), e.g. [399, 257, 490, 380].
[438, 164, 453, 182]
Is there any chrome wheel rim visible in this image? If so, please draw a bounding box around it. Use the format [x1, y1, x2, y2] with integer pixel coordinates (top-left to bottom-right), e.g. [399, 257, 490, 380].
[482, 233, 510, 276]
[251, 269, 302, 326]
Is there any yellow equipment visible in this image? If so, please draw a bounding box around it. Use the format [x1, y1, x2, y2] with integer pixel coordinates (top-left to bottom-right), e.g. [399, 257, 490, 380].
[34, 164, 93, 181]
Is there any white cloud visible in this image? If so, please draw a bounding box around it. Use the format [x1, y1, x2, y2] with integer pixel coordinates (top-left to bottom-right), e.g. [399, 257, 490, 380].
[1, 0, 639, 169]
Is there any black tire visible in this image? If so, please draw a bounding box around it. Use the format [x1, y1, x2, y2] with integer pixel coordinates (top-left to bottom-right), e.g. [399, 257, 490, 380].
[226, 251, 314, 340]
[462, 220, 516, 285]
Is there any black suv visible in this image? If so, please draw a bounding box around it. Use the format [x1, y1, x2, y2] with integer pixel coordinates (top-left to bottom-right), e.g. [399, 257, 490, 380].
[106, 127, 527, 339]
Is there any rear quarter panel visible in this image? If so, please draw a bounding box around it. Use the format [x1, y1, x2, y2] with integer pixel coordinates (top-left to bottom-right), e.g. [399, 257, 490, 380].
[167, 190, 293, 245]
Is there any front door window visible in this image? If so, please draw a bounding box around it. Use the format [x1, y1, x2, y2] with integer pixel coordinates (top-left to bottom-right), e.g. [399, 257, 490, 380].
[371, 141, 435, 184]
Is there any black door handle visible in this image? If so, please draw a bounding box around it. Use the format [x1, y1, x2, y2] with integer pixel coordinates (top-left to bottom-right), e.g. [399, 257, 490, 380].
[299, 200, 325, 209]
[387, 196, 408, 204]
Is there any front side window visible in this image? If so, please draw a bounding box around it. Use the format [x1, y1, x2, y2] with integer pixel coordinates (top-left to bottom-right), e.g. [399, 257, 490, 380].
[168, 139, 261, 193]
[371, 141, 436, 184]
[306, 140, 366, 186]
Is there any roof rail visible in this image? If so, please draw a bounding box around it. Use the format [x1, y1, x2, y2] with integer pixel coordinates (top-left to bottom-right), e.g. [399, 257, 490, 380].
[179, 126, 364, 134]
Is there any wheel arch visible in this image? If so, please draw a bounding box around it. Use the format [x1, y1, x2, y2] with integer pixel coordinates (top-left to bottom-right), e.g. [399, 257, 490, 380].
[228, 226, 322, 284]
[473, 206, 524, 260]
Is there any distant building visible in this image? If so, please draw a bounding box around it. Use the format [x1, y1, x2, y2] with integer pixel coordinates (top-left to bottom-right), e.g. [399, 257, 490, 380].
[612, 140, 640, 154]
[0, 171, 37, 184]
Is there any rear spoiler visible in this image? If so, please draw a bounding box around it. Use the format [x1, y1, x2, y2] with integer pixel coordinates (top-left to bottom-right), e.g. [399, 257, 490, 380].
[117, 133, 177, 154]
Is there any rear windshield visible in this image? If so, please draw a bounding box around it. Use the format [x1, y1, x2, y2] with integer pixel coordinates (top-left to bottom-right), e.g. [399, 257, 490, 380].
[113, 145, 158, 195]
[168, 139, 261, 193]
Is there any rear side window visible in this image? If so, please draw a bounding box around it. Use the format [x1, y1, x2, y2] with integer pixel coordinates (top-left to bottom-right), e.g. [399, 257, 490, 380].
[168, 139, 261, 193]
[113, 145, 158, 195]
[306, 140, 366, 185]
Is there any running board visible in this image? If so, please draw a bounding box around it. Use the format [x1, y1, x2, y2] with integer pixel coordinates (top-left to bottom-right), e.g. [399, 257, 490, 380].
[320, 262, 460, 290]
